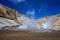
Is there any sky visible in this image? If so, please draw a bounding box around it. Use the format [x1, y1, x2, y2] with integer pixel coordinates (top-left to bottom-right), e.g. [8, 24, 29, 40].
[0, 0, 60, 19]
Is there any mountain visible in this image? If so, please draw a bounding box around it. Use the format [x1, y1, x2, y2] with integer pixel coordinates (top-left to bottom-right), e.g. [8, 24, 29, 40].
[0, 4, 60, 31]
[0, 4, 24, 30]
[0, 4, 40, 30]
[37, 14, 60, 31]
[0, 4, 23, 24]
[51, 14, 60, 30]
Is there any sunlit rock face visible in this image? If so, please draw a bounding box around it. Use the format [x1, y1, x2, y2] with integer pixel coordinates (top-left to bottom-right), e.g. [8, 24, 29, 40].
[37, 16, 49, 29]
[37, 14, 60, 30]
[51, 14, 60, 30]
[0, 4, 23, 30]
[0, 4, 24, 24]
[0, 18, 19, 29]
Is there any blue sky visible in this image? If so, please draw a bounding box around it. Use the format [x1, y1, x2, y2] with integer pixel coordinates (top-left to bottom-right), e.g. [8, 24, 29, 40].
[0, 0, 60, 19]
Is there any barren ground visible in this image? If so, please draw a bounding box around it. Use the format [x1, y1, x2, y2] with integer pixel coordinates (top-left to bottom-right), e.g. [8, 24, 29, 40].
[0, 30, 60, 40]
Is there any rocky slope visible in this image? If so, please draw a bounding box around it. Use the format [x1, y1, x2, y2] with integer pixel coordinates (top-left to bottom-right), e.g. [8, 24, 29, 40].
[37, 14, 60, 30]
[0, 4, 40, 30]
[0, 4, 24, 30]
[0, 4, 60, 31]
[0, 4, 23, 24]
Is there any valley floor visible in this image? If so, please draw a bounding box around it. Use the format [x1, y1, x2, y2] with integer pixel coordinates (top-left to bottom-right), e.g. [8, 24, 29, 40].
[0, 30, 60, 40]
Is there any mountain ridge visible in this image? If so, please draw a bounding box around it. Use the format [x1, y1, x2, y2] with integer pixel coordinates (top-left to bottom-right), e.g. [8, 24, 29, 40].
[0, 4, 60, 31]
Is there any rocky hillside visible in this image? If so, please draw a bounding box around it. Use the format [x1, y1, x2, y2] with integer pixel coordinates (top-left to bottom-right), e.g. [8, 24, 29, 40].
[0, 4, 23, 24]
[0, 4, 40, 30]
[37, 14, 60, 30]
[0, 4, 24, 30]
[0, 4, 60, 31]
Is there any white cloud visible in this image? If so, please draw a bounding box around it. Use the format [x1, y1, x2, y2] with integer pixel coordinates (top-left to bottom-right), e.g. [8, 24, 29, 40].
[10, 0, 25, 3]
[39, 5, 43, 12]
[26, 9, 35, 19]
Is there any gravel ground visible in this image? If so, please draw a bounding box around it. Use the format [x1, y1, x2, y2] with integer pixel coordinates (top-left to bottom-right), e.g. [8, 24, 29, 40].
[0, 30, 60, 40]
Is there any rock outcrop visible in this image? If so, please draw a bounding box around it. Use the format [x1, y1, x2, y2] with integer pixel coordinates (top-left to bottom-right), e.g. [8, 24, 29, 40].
[37, 14, 60, 30]
[0, 4, 22, 24]
[0, 4, 23, 30]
